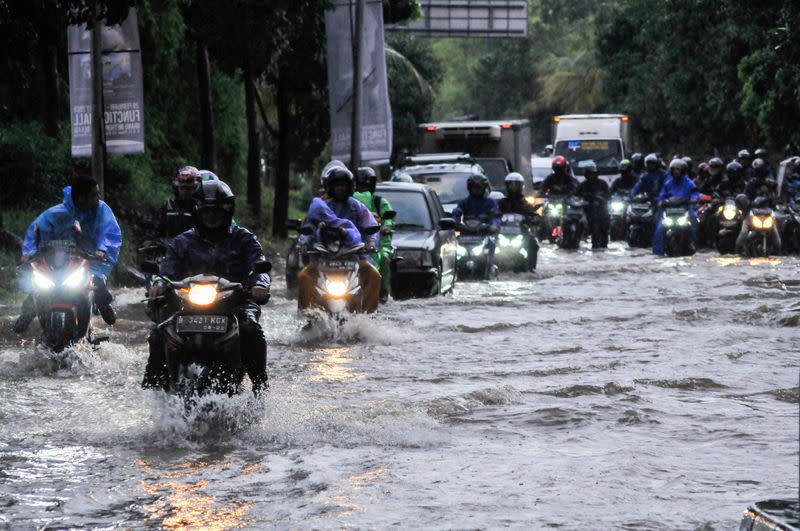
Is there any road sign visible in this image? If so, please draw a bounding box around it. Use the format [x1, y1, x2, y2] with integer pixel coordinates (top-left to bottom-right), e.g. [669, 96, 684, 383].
[386, 0, 528, 38]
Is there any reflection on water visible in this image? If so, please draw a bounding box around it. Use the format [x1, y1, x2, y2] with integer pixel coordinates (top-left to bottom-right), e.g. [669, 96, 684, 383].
[139, 458, 254, 530]
[748, 257, 782, 267]
[309, 347, 364, 383]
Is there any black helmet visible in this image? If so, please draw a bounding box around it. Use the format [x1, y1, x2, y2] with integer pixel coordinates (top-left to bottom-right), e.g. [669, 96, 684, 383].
[325, 166, 355, 196]
[645, 153, 659, 170]
[726, 161, 744, 179]
[708, 157, 724, 176]
[630, 153, 644, 171]
[681, 156, 694, 172]
[467, 173, 490, 196]
[193, 179, 235, 238]
[355, 166, 378, 193]
[583, 160, 598, 178]
[751, 157, 769, 179]
[320, 160, 347, 190]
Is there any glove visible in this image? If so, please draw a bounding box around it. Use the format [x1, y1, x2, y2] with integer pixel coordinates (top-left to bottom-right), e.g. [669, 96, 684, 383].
[148, 284, 168, 300]
[252, 284, 270, 304]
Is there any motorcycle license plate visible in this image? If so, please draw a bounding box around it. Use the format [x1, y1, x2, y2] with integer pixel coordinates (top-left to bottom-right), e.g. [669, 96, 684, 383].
[176, 315, 228, 333]
[324, 260, 357, 270]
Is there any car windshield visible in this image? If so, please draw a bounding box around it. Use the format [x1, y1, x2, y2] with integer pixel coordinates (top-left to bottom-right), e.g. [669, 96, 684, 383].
[378, 190, 433, 230]
[555, 139, 623, 176]
[409, 172, 470, 204]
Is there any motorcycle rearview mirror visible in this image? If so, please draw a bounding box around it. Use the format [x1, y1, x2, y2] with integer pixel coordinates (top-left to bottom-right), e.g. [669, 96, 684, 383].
[252, 261, 272, 275]
[364, 225, 381, 235]
[299, 225, 315, 236]
[382, 210, 397, 220]
[285, 219, 302, 231]
[438, 217, 456, 230]
[140, 261, 159, 275]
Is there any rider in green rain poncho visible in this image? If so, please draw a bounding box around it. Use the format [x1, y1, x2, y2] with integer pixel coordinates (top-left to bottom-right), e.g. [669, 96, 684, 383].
[353, 167, 394, 303]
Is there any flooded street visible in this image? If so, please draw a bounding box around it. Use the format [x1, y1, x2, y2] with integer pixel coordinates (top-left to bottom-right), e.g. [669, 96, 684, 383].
[1, 243, 798, 529]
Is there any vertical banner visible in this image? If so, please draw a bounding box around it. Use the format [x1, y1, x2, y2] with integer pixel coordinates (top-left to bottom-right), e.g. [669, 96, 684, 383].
[325, 0, 393, 164]
[68, 8, 145, 156]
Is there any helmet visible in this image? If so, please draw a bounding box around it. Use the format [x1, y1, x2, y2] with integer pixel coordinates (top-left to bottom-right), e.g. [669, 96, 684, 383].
[619, 159, 632, 173]
[645, 153, 659, 170]
[504, 172, 525, 196]
[754, 147, 768, 158]
[698, 162, 709, 175]
[630, 153, 644, 171]
[752, 157, 769, 178]
[174, 166, 202, 198]
[737, 149, 752, 160]
[583, 160, 598, 178]
[467, 173, 490, 196]
[708, 157, 723, 176]
[391, 173, 413, 183]
[325, 166, 355, 196]
[726, 161, 744, 179]
[199, 169, 219, 181]
[320, 160, 347, 189]
[552, 155, 568, 172]
[192, 180, 235, 238]
[356, 166, 378, 193]
[669, 158, 688, 175]
[681, 156, 694, 171]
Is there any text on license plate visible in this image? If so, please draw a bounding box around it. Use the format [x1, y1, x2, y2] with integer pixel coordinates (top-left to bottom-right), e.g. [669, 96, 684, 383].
[176, 315, 228, 333]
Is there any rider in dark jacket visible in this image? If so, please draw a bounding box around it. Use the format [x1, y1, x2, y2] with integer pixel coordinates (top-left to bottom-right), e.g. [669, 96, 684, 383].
[142, 180, 271, 394]
[630, 153, 666, 202]
[541, 156, 577, 196]
[745, 158, 779, 206]
[152, 166, 202, 239]
[611, 159, 638, 195]
[498, 172, 540, 270]
[576, 161, 610, 249]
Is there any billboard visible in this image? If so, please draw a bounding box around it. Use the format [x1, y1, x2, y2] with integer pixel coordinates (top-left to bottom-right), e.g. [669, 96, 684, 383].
[387, 0, 528, 38]
[68, 8, 145, 156]
[325, 0, 393, 164]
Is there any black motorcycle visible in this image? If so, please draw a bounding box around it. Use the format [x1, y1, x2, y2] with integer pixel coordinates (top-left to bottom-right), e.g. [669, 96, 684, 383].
[626, 193, 655, 248]
[541, 195, 565, 243]
[496, 213, 536, 272]
[777, 203, 800, 255]
[742, 202, 779, 257]
[608, 192, 630, 241]
[660, 197, 695, 257]
[556, 196, 585, 250]
[714, 197, 743, 254]
[143, 261, 270, 397]
[456, 217, 497, 280]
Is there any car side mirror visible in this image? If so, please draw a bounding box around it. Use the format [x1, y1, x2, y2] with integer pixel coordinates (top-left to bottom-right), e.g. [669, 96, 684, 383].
[438, 217, 456, 230]
[141, 261, 159, 275]
[285, 219, 302, 231]
[299, 225, 314, 236]
[252, 261, 272, 275]
[382, 210, 397, 220]
[364, 225, 381, 235]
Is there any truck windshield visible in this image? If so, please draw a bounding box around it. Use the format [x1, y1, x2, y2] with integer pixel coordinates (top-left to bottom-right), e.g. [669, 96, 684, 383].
[555, 139, 623, 176]
[410, 172, 471, 204]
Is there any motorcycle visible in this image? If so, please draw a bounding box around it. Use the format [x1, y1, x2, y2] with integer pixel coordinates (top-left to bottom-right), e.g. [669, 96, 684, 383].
[608, 192, 630, 241]
[743, 202, 779, 257]
[142, 260, 271, 397]
[555, 196, 585, 250]
[714, 197, 743, 254]
[301, 223, 381, 315]
[777, 203, 800, 255]
[660, 197, 695, 257]
[496, 213, 535, 272]
[25, 239, 105, 352]
[626, 193, 655, 248]
[541, 196, 565, 243]
[456, 217, 497, 281]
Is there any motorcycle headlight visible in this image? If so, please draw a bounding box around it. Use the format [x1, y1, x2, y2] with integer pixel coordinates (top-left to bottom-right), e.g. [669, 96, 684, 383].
[187, 283, 218, 306]
[610, 201, 625, 214]
[547, 204, 563, 216]
[763, 215, 774, 229]
[722, 206, 736, 221]
[751, 215, 763, 229]
[471, 243, 485, 256]
[511, 235, 524, 248]
[62, 266, 86, 288]
[662, 214, 674, 227]
[32, 269, 55, 290]
[678, 213, 690, 226]
[498, 234, 510, 247]
[325, 279, 348, 298]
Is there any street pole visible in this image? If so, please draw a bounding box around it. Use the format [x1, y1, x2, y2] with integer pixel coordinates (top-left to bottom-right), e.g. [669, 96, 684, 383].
[349, 0, 365, 170]
[90, 2, 106, 197]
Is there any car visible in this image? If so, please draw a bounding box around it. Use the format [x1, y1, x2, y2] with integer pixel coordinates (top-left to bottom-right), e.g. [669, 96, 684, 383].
[390, 161, 487, 214]
[376, 182, 457, 299]
[531, 156, 552, 188]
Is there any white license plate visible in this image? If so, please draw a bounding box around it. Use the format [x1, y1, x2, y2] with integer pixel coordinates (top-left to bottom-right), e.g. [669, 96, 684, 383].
[176, 315, 228, 333]
[323, 260, 357, 270]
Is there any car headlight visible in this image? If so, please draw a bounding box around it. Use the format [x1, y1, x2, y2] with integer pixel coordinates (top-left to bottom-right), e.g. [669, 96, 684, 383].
[187, 283, 217, 306]
[722, 206, 736, 221]
[471, 243, 485, 256]
[62, 266, 86, 288]
[610, 201, 625, 214]
[32, 269, 55, 290]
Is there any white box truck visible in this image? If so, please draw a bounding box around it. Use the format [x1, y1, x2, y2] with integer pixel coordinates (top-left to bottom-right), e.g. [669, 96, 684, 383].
[551, 114, 631, 183]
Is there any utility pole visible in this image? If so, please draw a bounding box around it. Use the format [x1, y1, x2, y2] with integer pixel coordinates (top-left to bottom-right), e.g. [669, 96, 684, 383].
[349, 0, 365, 170]
[90, 1, 106, 196]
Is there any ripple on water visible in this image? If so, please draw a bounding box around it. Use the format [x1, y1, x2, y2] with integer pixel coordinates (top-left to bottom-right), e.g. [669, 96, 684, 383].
[425, 385, 521, 419]
[540, 382, 632, 398]
[635, 377, 727, 390]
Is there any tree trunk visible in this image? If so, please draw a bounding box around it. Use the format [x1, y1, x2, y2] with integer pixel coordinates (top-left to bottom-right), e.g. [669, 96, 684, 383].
[41, 44, 60, 138]
[196, 41, 216, 172]
[244, 54, 261, 216]
[272, 76, 291, 238]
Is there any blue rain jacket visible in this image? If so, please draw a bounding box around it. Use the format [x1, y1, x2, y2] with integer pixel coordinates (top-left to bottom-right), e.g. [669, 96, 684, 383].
[652, 174, 699, 255]
[22, 186, 122, 278]
[452, 196, 501, 230]
[631, 170, 666, 201]
[159, 227, 270, 287]
[298, 196, 378, 249]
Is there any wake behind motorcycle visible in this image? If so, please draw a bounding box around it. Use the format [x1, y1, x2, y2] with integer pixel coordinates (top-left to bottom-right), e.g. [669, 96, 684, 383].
[143, 260, 271, 397]
[456, 217, 497, 281]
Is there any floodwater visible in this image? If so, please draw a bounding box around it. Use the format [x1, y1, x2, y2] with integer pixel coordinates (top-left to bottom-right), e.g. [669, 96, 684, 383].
[0, 242, 797, 529]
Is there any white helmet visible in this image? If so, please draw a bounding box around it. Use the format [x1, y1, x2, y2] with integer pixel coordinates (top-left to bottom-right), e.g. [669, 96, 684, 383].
[504, 172, 524, 184]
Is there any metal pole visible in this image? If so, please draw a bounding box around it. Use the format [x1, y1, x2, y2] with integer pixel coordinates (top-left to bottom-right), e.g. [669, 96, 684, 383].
[90, 1, 106, 197]
[350, 0, 365, 169]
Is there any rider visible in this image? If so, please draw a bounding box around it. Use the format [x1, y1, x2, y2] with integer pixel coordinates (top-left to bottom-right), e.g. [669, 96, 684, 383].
[296, 166, 381, 313]
[630, 153, 645, 179]
[541, 156, 577, 196]
[717, 161, 747, 197]
[142, 179, 271, 394]
[754, 147, 775, 177]
[151, 166, 202, 240]
[452, 173, 501, 258]
[611, 159, 638, 195]
[698, 157, 725, 195]
[630, 153, 666, 202]
[576, 161, 610, 249]
[736, 149, 753, 180]
[497, 172, 540, 270]
[652, 158, 699, 255]
[745, 158, 779, 205]
[353, 166, 395, 303]
[14, 177, 122, 333]
[682, 156, 696, 181]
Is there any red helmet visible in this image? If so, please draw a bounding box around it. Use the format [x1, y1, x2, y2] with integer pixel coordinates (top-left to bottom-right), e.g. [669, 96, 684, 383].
[552, 155, 568, 171]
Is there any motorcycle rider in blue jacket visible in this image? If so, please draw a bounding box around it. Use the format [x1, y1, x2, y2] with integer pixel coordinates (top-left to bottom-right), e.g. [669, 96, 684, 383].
[14, 177, 122, 333]
[143, 179, 271, 394]
[630, 153, 666, 202]
[452, 173, 501, 256]
[653, 158, 699, 255]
